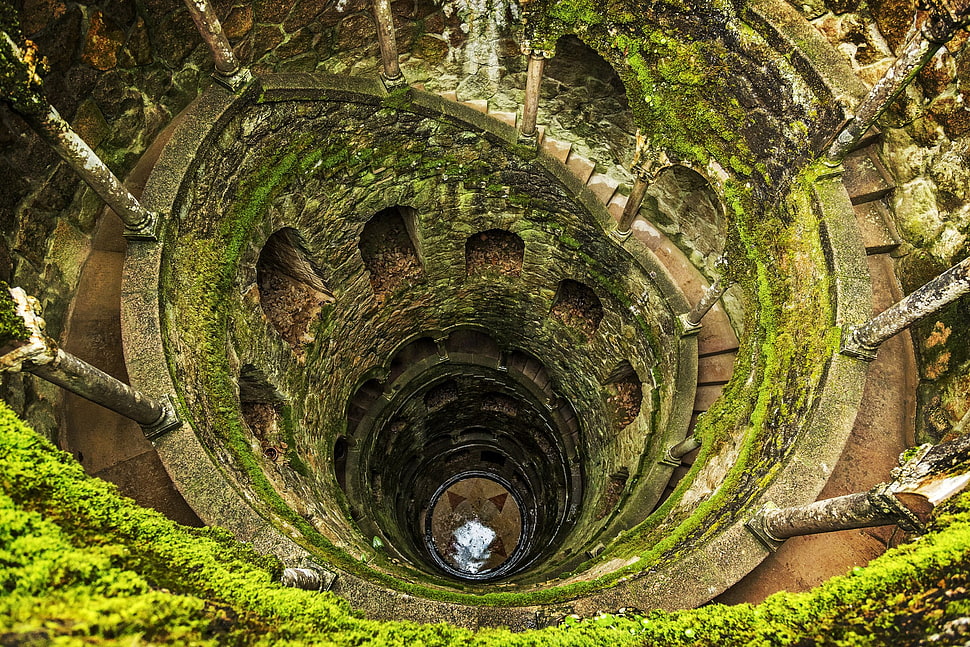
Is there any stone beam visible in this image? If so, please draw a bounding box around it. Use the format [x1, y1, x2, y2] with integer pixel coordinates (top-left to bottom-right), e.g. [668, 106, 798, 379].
[842, 254, 970, 359]
[0, 287, 181, 439]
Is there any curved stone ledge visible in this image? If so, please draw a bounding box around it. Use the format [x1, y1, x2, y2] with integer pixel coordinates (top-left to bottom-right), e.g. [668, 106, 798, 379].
[122, 72, 698, 621]
[121, 71, 870, 628]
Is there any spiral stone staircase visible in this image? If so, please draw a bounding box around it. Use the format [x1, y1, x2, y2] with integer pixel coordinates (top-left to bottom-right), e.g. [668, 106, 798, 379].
[6, 0, 967, 632]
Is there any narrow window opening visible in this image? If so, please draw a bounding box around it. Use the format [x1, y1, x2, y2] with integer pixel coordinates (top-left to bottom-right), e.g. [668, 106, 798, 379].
[359, 206, 423, 299]
[550, 279, 603, 337]
[604, 361, 643, 430]
[257, 228, 334, 359]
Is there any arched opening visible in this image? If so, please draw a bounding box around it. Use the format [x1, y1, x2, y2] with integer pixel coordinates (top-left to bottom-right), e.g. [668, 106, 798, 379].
[257, 228, 333, 359]
[359, 206, 423, 299]
[648, 166, 726, 262]
[603, 361, 643, 430]
[550, 279, 603, 337]
[465, 229, 525, 276]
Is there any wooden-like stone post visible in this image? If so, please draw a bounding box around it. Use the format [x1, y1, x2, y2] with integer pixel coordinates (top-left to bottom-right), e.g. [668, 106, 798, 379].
[747, 438, 970, 550]
[0, 31, 160, 240]
[519, 45, 550, 140]
[825, 1, 970, 163]
[680, 256, 731, 335]
[182, 0, 251, 91]
[373, 0, 404, 87]
[0, 287, 181, 439]
[659, 436, 701, 467]
[612, 132, 669, 240]
[842, 254, 970, 359]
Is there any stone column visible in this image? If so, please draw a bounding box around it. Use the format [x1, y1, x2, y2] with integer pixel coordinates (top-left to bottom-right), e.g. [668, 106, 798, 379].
[613, 174, 650, 239]
[747, 489, 904, 550]
[826, 2, 970, 162]
[1, 287, 181, 439]
[746, 437, 970, 550]
[520, 46, 550, 140]
[659, 436, 701, 467]
[182, 0, 251, 91]
[842, 254, 970, 359]
[0, 31, 159, 240]
[281, 566, 336, 591]
[373, 0, 404, 87]
[612, 133, 669, 240]
[679, 256, 731, 335]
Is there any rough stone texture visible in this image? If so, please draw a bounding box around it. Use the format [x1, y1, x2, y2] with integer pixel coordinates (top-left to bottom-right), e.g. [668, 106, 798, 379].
[799, 0, 970, 443]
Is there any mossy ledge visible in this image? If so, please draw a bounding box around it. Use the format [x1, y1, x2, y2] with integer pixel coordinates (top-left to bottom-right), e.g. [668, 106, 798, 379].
[3, 401, 970, 644]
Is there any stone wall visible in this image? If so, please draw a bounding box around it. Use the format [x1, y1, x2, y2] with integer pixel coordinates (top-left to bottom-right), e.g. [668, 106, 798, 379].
[797, 0, 970, 442]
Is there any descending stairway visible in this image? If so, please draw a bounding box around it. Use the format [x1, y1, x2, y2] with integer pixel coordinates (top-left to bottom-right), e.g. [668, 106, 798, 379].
[434, 90, 743, 503]
[716, 130, 917, 604]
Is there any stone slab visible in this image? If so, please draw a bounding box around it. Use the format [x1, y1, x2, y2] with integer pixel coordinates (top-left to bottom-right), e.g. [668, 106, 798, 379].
[843, 146, 895, 205]
[853, 200, 899, 254]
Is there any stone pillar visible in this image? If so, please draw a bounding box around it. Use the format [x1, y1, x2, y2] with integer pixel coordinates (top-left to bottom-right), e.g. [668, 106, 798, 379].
[679, 256, 731, 335]
[659, 436, 701, 467]
[182, 0, 251, 91]
[434, 335, 450, 362]
[280, 566, 336, 591]
[373, 0, 404, 87]
[842, 254, 970, 359]
[611, 132, 669, 240]
[747, 489, 904, 550]
[520, 46, 550, 140]
[0, 287, 181, 439]
[0, 31, 159, 240]
[746, 437, 970, 550]
[613, 175, 650, 239]
[826, 3, 970, 162]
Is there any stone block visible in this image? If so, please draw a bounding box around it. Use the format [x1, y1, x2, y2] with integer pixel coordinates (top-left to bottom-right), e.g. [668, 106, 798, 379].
[843, 145, 895, 205]
[586, 173, 619, 205]
[565, 153, 595, 184]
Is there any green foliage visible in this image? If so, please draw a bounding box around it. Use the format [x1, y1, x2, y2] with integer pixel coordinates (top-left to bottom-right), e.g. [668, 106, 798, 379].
[0, 281, 29, 347]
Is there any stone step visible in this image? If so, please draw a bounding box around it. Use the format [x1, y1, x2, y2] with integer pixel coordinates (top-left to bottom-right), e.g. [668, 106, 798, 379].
[540, 136, 572, 163]
[489, 110, 517, 127]
[697, 351, 737, 385]
[438, 90, 458, 102]
[850, 126, 882, 154]
[854, 200, 901, 255]
[564, 151, 595, 183]
[843, 144, 895, 205]
[461, 99, 488, 113]
[586, 172, 619, 205]
[693, 383, 724, 412]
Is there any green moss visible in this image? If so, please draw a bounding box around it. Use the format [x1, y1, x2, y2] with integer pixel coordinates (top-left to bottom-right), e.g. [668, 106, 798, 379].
[0, 281, 29, 348]
[3, 400, 970, 644]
